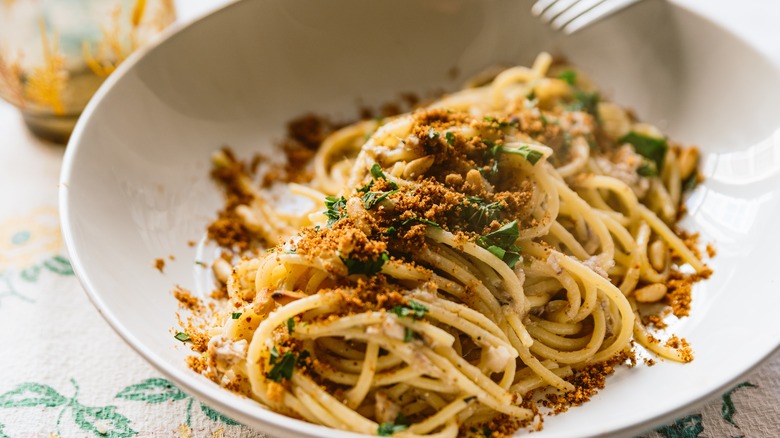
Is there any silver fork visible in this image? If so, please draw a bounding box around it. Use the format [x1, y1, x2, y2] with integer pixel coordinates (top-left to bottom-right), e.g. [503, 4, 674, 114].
[532, 0, 643, 34]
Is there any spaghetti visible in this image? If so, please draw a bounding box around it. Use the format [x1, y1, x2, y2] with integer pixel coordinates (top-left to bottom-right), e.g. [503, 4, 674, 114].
[194, 53, 710, 437]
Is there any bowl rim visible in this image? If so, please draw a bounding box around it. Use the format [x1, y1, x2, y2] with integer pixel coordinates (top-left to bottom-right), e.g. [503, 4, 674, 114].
[59, 1, 780, 437]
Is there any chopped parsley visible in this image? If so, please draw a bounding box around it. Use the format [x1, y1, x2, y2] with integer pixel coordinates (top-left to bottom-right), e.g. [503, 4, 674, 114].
[267, 349, 298, 382]
[568, 91, 599, 116]
[500, 145, 544, 165]
[391, 300, 429, 320]
[324, 196, 348, 226]
[637, 159, 659, 177]
[287, 317, 295, 334]
[370, 163, 385, 179]
[620, 131, 668, 174]
[400, 216, 441, 229]
[462, 196, 503, 230]
[231, 312, 242, 319]
[404, 327, 415, 343]
[428, 128, 440, 140]
[369, 163, 398, 189]
[362, 190, 398, 210]
[385, 226, 397, 236]
[341, 252, 389, 276]
[482, 425, 493, 437]
[377, 414, 410, 436]
[558, 69, 577, 86]
[483, 143, 544, 178]
[476, 220, 522, 268]
[483, 116, 518, 128]
[174, 332, 190, 342]
[194, 261, 207, 267]
[445, 131, 456, 145]
[357, 180, 374, 193]
[682, 172, 698, 192]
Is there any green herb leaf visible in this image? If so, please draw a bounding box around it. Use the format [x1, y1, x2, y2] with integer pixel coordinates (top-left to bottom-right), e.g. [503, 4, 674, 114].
[362, 190, 398, 210]
[392, 300, 429, 320]
[287, 317, 295, 334]
[358, 180, 374, 193]
[483, 116, 518, 128]
[568, 91, 599, 116]
[682, 172, 698, 192]
[485, 245, 506, 259]
[476, 220, 519, 248]
[269, 346, 279, 365]
[476, 221, 522, 268]
[445, 131, 455, 145]
[324, 196, 348, 227]
[620, 131, 668, 173]
[428, 128, 440, 140]
[500, 145, 544, 165]
[558, 69, 577, 86]
[400, 216, 441, 228]
[385, 226, 397, 236]
[231, 312, 242, 319]
[194, 260, 207, 267]
[341, 252, 389, 276]
[370, 163, 385, 180]
[503, 251, 522, 269]
[483, 144, 543, 179]
[377, 414, 410, 436]
[483, 425, 493, 438]
[637, 159, 659, 177]
[267, 351, 297, 382]
[369, 163, 398, 189]
[404, 327, 414, 343]
[174, 332, 190, 342]
[462, 196, 503, 230]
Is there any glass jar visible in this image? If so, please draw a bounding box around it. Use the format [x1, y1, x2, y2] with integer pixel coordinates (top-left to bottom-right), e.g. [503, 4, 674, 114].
[0, 0, 175, 143]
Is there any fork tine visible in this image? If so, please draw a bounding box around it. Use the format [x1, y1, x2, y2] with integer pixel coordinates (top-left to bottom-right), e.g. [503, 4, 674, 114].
[560, 0, 642, 34]
[531, 0, 560, 17]
[539, 0, 582, 23]
[550, 0, 607, 30]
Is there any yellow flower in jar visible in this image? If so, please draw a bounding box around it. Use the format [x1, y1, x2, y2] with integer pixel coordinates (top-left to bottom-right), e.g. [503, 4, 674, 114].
[0, 207, 62, 271]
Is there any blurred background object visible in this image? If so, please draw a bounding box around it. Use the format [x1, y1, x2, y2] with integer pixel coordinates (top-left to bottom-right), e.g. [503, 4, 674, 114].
[0, 0, 175, 144]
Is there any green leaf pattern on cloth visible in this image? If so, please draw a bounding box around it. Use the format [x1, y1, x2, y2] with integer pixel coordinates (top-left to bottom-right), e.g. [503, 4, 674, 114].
[656, 414, 704, 438]
[0, 377, 244, 437]
[0, 379, 136, 437]
[72, 405, 136, 438]
[116, 379, 242, 428]
[115, 378, 188, 404]
[200, 402, 241, 426]
[42, 255, 74, 276]
[0, 383, 67, 408]
[721, 382, 758, 426]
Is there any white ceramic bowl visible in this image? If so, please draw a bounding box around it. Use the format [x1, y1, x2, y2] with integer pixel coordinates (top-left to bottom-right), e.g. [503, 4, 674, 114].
[60, 0, 780, 437]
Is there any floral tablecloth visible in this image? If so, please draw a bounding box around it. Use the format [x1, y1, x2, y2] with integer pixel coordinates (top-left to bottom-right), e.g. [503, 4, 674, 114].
[1, 1, 779, 437]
